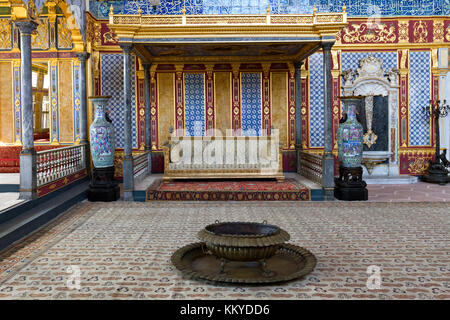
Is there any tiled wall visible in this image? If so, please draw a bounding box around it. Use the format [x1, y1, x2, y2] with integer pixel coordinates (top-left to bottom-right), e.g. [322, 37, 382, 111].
[409, 51, 431, 146]
[241, 72, 262, 136]
[184, 73, 205, 136]
[308, 53, 324, 148]
[306, 50, 434, 149]
[341, 51, 398, 73]
[100, 53, 137, 149]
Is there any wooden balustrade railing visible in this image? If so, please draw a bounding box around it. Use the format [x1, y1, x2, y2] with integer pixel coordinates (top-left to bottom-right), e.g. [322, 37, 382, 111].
[133, 151, 149, 179]
[36, 144, 87, 187]
[298, 151, 323, 185]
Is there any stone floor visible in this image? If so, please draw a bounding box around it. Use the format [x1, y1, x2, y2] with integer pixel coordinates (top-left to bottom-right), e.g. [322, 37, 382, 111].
[366, 181, 450, 202]
[0, 201, 448, 300]
[0, 173, 23, 212]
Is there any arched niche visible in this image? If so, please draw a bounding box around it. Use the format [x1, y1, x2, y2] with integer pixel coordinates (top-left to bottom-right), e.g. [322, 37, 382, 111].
[342, 54, 400, 176]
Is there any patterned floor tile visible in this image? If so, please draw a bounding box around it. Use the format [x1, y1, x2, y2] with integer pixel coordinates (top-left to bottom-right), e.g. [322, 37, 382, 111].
[0, 201, 449, 300]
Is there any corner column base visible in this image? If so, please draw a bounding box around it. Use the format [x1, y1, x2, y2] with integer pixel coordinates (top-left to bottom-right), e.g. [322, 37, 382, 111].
[323, 188, 335, 201]
[122, 156, 134, 201]
[19, 149, 37, 200]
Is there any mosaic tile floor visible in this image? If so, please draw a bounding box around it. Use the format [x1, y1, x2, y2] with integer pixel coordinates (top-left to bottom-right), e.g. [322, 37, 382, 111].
[0, 201, 449, 300]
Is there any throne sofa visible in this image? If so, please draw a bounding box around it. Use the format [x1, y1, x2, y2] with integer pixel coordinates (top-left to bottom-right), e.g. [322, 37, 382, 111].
[162, 135, 284, 182]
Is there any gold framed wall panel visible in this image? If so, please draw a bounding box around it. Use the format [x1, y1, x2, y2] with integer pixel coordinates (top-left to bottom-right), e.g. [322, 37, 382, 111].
[214, 71, 232, 136]
[58, 59, 74, 143]
[0, 60, 13, 143]
[157, 72, 175, 150]
[270, 71, 288, 149]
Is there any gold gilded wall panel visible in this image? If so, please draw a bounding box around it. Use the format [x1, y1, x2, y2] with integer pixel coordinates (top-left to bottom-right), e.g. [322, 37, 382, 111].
[0, 61, 13, 143]
[157, 72, 175, 149]
[0, 18, 11, 49]
[58, 60, 74, 143]
[57, 17, 73, 49]
[31, 18, 49, 50]
[271, 72, 288, 149]
[214, 71, 232, 135]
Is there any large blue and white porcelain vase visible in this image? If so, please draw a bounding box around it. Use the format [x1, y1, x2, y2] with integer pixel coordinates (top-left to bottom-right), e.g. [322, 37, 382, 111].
[337, 96, 364, 168]
[89, 96, 115, 168]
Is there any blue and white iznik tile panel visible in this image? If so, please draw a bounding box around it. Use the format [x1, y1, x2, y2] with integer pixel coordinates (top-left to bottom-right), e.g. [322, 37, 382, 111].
[341, 51, 398, 75]
[184, 73, 205, 136]
[308, 52, 324, 148]
[409, 51, 431, 146]
[241, 73, 262, 136]
[101, 54, 137, 149]
[89, 0, 449, 19]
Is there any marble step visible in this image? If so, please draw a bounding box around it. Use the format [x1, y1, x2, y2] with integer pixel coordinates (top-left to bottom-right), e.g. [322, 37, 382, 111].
[0, 180, 88, 252]
[364, 175, 419, 185]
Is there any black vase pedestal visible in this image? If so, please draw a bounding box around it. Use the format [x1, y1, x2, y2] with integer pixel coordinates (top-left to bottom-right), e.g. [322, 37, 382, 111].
[334, 166, 368, 201]
[87, 166, 120, 202]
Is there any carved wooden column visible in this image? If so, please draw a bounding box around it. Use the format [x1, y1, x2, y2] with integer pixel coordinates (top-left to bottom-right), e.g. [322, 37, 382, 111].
[175, 64, 185, 135]
[150, 65, 158, 150]
[331, 50, 341, 175]
[398, 49, 409, 148]
[143, 63, 152, 174]
[231, 64, 241, 135]
[136, 62, 145, 150]
[262, 63, 271, 135]
[205, 64, 215, 136]
[293, 61, 303, 172]
[287, 63, 296, 151]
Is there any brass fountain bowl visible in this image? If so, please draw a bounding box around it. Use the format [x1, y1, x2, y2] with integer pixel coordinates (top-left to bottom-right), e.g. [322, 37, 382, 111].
[197, 221, 290, 262]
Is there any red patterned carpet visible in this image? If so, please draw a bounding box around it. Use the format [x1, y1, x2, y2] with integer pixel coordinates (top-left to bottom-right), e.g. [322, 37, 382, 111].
[146, 179, 310, 201]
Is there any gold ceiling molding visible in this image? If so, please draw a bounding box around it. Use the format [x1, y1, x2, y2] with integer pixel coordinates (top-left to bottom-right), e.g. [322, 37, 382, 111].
[110, 12, 345, 28]
[108, 11, 347, 43]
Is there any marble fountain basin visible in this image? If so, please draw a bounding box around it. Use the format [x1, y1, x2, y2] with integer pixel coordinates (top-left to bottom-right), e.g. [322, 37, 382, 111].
[362, 151, 393, 175]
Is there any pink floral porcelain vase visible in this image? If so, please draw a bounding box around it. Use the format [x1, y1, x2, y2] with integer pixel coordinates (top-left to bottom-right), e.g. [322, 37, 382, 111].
[89, 96, 115, 168]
